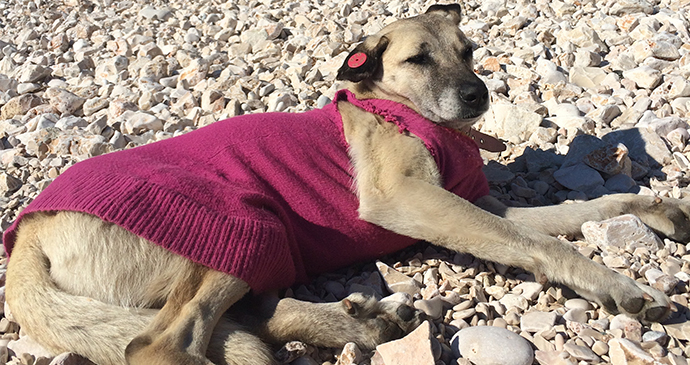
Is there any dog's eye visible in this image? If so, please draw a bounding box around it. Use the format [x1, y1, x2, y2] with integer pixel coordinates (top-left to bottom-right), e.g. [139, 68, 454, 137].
[405, 54, 430, 65]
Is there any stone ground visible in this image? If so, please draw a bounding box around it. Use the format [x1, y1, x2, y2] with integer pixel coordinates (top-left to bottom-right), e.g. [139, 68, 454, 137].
[0, 0, 690, 364]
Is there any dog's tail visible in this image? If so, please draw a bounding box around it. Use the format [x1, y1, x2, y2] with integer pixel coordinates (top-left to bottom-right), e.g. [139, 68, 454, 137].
[5, 215, 154, 365]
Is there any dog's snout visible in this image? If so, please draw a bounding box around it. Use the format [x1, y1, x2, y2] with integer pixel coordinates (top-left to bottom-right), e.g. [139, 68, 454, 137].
[459, 81, 489, 110]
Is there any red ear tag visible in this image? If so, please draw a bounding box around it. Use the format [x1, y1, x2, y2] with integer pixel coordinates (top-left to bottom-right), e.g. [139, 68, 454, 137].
[347, 52, 367, 68]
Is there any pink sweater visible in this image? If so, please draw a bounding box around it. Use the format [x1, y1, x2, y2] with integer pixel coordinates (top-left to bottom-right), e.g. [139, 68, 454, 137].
[3, 90, 489, 293]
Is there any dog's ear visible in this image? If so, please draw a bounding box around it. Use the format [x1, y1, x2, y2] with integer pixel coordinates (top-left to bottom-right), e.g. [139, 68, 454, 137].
[336, 36, 389, 83]
[425, 4, 462, 24]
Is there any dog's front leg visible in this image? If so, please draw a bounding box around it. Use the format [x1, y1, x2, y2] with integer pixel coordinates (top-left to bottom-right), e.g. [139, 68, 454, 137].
[342, 103, 671, 322]
[475, 194, 690, 242]
[361, 173, 671, 322]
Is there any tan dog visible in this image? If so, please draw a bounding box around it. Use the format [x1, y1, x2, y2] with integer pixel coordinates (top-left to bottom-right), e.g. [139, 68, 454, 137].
[5, 4, 689, 365]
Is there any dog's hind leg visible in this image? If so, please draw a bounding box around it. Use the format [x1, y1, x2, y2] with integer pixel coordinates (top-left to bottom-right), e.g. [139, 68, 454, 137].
[124, 267, 252, 365]
[6, 213, 156, 365]
[7, 212, 274, 365]
[233, 293, 425, 351]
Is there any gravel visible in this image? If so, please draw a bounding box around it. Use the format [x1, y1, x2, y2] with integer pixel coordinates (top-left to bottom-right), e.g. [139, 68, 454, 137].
[0, 0, 689, 364]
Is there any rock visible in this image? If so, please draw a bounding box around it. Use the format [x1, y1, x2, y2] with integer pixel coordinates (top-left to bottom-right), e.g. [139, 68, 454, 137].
[335, 343, 361, 365]
[376, 321, 434, 365]
[602, 128, 672, 167]
[604, 173, 636, 193]
[535, 59, 567, 85]
[139, 6, 171, 20]
[481, 103, 542, 144]
[95, 56, 129, 84]
[641, 331, 667, 345]
[83, 98, 109, 116]
[563, 342, 600, 362]
[631, 39, 681, 63]
[513, 282, 543, 301]
[562, 308, 588, 323]
[413, 297, 444, 320]
[581, 214, 663, 251]
[644, 269, 680, 294]
[553, 163, 605, 192]
[608, 338, 655, 365]
[534, 350, 577, 365]
[610, 315, 642, 341]
[376, 261, 421, 296]
[0, 173, 22, 195]
[45, 88, 86, 115]
[498, 293, 529, 311]
[1, 94, 43, 119]
[583, 143, 631, 177]
[623, 66, 662, 89]
[558, 26, 608, 53]
[121, 111, 163, 135]
[564, 298, 593, 311]
[451, 326, 533, 365]
[18, 64, 51, 83]
[7, 335, 53, 359]
[569, 67, 608, 89]
[609, 0, 654, 15]
[49, 353, 95, 365]
[178, 58, 209, 87]
[520, 311, 557, 333]
[55, 116, 88, 131]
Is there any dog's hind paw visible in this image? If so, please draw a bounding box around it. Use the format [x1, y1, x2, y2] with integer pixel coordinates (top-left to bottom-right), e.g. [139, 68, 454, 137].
[338, 293, 426, 349]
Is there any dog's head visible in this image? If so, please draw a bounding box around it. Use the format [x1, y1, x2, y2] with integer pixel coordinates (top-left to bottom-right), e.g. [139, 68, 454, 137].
[337, 4, 489, 129]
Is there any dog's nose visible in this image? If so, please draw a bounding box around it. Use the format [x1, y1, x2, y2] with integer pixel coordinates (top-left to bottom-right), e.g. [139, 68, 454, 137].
[459, 82, 489, 110]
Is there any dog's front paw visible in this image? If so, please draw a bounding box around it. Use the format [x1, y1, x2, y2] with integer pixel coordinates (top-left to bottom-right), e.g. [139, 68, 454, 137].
[635, 196, 690, 243]
[592, 274, 672, 323]
[339, 293, 426, 349]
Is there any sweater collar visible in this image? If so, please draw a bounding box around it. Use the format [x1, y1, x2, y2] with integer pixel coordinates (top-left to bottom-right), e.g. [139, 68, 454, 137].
[332, 89, 505, 152]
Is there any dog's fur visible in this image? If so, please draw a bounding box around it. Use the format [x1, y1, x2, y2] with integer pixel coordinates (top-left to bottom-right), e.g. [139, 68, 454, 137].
[6, 5, 690, 365]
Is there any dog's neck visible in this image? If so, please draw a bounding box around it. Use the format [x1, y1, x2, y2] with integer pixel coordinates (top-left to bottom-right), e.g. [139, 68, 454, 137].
[343, 83, 506, 153]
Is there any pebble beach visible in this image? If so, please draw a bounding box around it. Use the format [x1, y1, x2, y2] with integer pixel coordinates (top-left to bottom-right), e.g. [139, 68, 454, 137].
[0, 0, 690, 364]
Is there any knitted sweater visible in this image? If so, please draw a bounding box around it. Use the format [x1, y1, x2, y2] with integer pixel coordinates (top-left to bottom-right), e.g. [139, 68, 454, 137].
[3, 90, 489, 293]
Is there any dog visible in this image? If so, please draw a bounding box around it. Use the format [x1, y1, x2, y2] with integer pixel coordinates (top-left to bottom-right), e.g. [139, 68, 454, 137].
[4, 4, 689, 365]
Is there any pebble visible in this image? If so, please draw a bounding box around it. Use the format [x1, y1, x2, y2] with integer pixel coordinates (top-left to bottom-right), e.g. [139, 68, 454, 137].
[413, 297, 444, 320]
[564, 298, 593, 311]
[376, 261, 420, 296]
[562, 308, 588, 324]
[451, 326, 533, 365]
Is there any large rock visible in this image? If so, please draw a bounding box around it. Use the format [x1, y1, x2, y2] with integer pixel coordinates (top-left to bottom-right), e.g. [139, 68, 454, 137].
[1, 94, 43, 119]
[481, 103, 542, 144]
[553, 163, 605, 192]
[569, 67, 607, 89]
[520, 311, 558, 333]
[581, 214, 663, 251]
[603, 128, 672, 166]
[376, 321, 435, 365]
[623, 66, 662, 89]
[45, 88, 86, 115]
[608, 338, 656, 365]
[451, 326, 534, 365]
[583, 143, 631, 177]
[609, 0, 654, 15]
